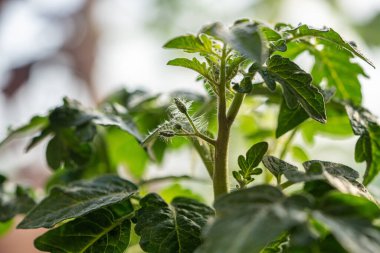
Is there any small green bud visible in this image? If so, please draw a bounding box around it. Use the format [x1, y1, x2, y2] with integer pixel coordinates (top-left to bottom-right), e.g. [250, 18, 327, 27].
[174, 98, 188, 114]
[174, 123, 183, 130]
[159, 130, 176, 137]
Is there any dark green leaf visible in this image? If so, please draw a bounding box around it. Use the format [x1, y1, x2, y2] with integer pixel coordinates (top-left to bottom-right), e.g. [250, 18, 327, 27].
[245, 142, 268, 169]
[313, 192, 380, 253]
[197, 186, 310, 253]
[276, 103, 308, 138]
[262, 155, 298, 178]
[265, 55, 326, 123]
[364, 122, 380, 185]
[0, 186, 35, 222]
[18, 175, 137, 229]
[286, 24, 375, 68]
[35, 200, 134, 253]
[135, 193, 214, 253]
[345, 104, 380, 185]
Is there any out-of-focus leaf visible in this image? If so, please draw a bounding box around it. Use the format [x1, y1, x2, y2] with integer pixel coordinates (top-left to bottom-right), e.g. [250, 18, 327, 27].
[197, 185, 310, 253]
[291, 146, 309, 162]
[0, 183, 35, 222]
[135, 193, 214, 253]
[264, 55, 326, 123]
[355, 13, 380, 46]
[159, 183, 204, 203]
[0, 220, 13, 237]
[106, 128, 148, 179]
[18, 175, 137, 229]
[0, 116, 48, 146]
[35, 200, 134, 253]
[313, 192, 380, 253]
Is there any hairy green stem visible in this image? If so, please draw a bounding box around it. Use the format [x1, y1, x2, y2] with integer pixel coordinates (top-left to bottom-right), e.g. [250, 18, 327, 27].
[213, 45, 230, 198]
[227, 92, 245, 127]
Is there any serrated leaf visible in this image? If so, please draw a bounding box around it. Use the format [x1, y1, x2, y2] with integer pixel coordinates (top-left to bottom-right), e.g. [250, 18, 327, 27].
[245, 142, 268, 169]
[265, 55, 326, 123]
[310, 42, 366, 104]
[167, 58, 209, 78]
[262, 155, 298, 178]
[135, 193, 214, 253]
[313, 192, 380, 253]
[163, 34, 213, 55]
[18, 175, 137, 229]
[35, 200, 134, 253]
[286, 24, 375, 68]
[197, 186, 310, 253]
[298, 161, 376, 203]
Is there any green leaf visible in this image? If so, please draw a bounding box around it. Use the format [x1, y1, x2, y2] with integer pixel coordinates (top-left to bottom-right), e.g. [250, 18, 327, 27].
[0, 184, 35, 222]
[276, 103, 308, 138]
[159, 183, 204, 203]
[286, 24, 375, 68]
[135, 193, 214, 253]
[35, 200, 134, 253]
[313, 192, 380, 253]
[0, 115, 48, 146]
[18, 175, 137, 229]
[291, 146, 309, 162]
[262, 155, 298, 178]
[364, 123, 380, 185]
[197, 186, 310, 253]
[265, 55, 326, 123]
[163, 34, 213, 55]
[310, 42, 367, 104]
[202, 21, 267, 64]
[345, 104, 380, 185]
[245, 142, 268, 169]
[167, 58, 209, 78]
[0, 220, 13, 237]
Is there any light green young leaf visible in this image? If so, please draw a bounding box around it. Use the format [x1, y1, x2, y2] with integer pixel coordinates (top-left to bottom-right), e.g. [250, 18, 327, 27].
[34, 200, 134, 253]
[167, 58, 209, 78]
[163, 34, 213, 55]
[265, 55, 326, 123]
[135, 193, 214, 253]
[18, 175, 137, 229]
[197, 185, 310, 253]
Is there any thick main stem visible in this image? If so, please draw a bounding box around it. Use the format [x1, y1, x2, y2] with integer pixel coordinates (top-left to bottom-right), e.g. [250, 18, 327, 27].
[213, 46, 230, 198]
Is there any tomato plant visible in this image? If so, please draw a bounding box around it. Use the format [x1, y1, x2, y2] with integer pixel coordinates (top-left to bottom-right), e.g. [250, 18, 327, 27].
[1, 19, 380, 253]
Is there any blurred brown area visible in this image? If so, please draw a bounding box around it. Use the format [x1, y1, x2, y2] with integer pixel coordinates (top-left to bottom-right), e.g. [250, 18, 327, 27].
[0, 217, 46, 253]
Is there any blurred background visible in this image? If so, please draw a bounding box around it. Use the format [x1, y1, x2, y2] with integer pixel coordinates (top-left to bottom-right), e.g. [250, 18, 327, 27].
[0, 0, 380, 252]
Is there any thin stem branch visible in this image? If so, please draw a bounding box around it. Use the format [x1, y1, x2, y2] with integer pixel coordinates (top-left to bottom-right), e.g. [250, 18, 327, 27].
[279, 129, 297, 160]
[227, 92, 245, 127]
[138, 175, 209, 186]
[176, 132, 216, 146]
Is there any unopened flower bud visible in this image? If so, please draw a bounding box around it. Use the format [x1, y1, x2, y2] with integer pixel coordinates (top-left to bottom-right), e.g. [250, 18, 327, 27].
[159, 130, 176, 137]
[174, 98, 187, 114]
